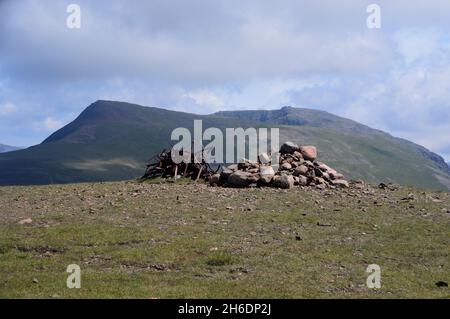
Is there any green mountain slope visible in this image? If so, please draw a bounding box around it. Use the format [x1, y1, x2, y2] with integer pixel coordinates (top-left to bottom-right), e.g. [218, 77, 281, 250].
[0, 100, 449, 190]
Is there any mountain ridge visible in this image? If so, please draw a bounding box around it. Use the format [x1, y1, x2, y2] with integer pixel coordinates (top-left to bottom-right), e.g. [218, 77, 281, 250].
[0, 144, 22, 153]
[0, 100, 449, 190]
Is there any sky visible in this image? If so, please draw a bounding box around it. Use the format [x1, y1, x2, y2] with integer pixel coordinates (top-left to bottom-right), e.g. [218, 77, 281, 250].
[1, 0, 450, 161]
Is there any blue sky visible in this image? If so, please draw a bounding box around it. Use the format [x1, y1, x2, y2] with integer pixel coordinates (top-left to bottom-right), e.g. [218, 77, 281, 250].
[1, 0, 450, 160]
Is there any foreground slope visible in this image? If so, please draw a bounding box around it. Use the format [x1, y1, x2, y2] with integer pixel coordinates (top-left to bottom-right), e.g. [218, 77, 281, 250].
[0, 100, 449, 189]
[0, 181, 449, 298]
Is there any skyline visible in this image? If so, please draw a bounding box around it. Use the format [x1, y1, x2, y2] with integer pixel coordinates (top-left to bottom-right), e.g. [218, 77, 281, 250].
[1, 0, 450, 160]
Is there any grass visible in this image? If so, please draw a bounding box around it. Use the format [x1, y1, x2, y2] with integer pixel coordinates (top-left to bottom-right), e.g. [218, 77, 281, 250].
[205, 252, 236, 266]
[0, 180, 449, 298]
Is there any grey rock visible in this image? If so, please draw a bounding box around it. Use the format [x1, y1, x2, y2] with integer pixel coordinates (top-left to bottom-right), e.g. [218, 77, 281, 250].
[280, 141, 300, 154]
[332, 179, 349, 188]
[297, 175, 308, 186]
[247, 174, 260, 184]
[209, 174, 221, 186]
[260, 166, 275, 183]
[329, 171, 344, 180]
[228, 171, 253, 187]
[259, 152, 271, 164]
[294, 165, 309, 176]
[221, 168, 234, 180]
[272, 175, 294, 189]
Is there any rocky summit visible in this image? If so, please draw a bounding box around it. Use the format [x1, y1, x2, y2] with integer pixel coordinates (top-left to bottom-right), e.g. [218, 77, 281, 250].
[210, 141, 348, 189]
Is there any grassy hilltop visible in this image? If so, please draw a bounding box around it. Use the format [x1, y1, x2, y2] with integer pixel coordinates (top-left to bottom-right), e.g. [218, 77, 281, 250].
[0, 180, 449, 298]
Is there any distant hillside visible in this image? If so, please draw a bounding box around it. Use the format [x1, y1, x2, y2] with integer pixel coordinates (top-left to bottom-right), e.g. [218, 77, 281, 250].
[0, 144, 22, 153]
[0, 100, 449, 190]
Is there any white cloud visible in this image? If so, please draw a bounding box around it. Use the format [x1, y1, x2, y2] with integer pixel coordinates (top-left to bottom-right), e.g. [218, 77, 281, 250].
[393, 29, 442, 64]
[1, 0, 450, 161]
[35, 117, 64, 132]
[0, 102, 17, 116]
[182, 89, 225, 111]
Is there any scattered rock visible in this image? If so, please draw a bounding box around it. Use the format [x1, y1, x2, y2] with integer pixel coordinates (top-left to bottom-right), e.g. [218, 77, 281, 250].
[272, 175, 294, 189]
[378, 183, 388, 189]
[212, 141, 348, 189]
[294, 165, 308, 176]
[297, 175, 308, 186]
[332, 179, 349, 188]
[280, 142, 300, 154]
[19, 218, 33, 225]
[209, 174, 221, 186]
[435, 281, 448, 288]
[317, 222, 333, 227]
[228, 171, 253, 187]
[220, 168, 235, 180]
[260, 166, 275, 183]
[258, 152, 271, 164]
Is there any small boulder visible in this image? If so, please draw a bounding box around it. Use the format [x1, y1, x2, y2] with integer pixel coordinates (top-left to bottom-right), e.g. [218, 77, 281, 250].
[294, 165, 309, 176]
[228, 171, 253, 187]
[317, 162, 333, 172]
[220, 168, 234, 180]
[247, 174, 260, 184]
[272, 175, 294, 189]
[209, 174, 221, 186]
[300, 146, 317, 161]
[260, 166, 275, 183]
[315, 177, 326, 184]
[316, 183, 326, 190]
[332, 179, 349, 188]
[280, 142, 300, 154]
[304, 160, 314, 167]
[19, 218, 33, 225]
[293, 151, 303, 159]
[281, 163, 292, 170]
[297, 175, 308, 186]
[258, 153, 271, 164]
[329, 171, 344, 180]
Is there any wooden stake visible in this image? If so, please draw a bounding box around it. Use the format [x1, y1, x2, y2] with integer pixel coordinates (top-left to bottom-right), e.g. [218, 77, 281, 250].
[195, 166, 203, 182]
[173, 165, 178, 182]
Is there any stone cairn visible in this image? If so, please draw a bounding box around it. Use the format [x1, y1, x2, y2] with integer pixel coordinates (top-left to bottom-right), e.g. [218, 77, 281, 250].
[209, 141, 349, 189]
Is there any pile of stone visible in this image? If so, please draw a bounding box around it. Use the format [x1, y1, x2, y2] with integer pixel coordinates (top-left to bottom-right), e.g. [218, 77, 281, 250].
[209, 141, 349, 189]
